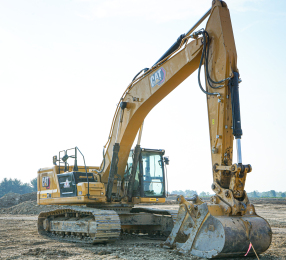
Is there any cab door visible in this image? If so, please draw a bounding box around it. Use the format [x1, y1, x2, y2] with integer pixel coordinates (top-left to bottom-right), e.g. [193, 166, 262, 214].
[139, 151, 166, 198]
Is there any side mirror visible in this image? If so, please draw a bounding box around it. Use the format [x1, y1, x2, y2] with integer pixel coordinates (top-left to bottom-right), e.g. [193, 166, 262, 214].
[164, 156, 169, 165]
[53, 155, 57, 165]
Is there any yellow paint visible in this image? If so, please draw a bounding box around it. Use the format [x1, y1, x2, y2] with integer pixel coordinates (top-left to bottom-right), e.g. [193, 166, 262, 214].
[38, 195, 106, 205]
[77, 182, 105, 197]
[37, 166, 106, 205]
[140, 197, 165, 203]
[207, 204, 224, 216]
[40, 193, 47, 199]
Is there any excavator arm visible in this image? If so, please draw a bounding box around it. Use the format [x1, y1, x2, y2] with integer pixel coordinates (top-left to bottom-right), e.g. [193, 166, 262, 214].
[99, 1, 272, 257]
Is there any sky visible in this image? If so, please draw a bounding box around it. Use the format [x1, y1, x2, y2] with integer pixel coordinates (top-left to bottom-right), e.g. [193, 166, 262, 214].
[0, 0, 286, 194]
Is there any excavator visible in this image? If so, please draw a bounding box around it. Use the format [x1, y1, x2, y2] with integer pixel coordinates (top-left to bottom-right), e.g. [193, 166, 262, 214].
[37, 0, 272, 258]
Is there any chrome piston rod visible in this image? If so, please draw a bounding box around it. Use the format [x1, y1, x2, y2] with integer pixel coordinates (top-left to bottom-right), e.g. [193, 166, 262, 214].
[236, 138, 242, 164]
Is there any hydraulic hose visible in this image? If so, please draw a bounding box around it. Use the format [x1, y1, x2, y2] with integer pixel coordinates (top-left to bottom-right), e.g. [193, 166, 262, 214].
[132, 68, 149, 82]
[197, 30, 233, 95]
[197, 31, 218, 96]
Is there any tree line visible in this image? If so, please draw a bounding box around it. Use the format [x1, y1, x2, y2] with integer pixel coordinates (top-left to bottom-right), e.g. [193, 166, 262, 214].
[170, 190, 210, 197]
[0, 178, 37, 198]
[170, 189, 286, 198]
[0, 178, 285, 199]
[247, 190, 286, 198]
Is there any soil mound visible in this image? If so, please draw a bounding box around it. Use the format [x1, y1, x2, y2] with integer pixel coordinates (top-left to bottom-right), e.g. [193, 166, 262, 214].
[0, 192, 37, 208]
[0, 192, 21, 207]
[0, 201, 65, 215]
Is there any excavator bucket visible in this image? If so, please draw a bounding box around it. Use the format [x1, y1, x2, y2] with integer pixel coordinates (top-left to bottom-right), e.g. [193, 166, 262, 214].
[163, 196, 272, 259]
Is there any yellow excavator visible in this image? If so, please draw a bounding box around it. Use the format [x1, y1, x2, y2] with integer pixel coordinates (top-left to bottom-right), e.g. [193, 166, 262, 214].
[37, 0, 272, 258]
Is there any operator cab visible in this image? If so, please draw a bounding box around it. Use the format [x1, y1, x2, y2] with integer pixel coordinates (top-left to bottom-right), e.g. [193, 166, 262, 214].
[51, 147, 169, 200]
[125, 148, 168, 199]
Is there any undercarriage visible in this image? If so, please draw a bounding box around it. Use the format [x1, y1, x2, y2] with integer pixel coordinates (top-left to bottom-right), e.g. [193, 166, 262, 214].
[38, 206, 177, 244]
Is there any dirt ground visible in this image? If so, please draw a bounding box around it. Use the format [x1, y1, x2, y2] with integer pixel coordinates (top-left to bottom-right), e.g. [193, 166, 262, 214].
[0, 196, 286, 260]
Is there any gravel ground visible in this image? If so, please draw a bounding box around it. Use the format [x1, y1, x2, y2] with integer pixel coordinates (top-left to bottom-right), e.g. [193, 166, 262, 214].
[0, 193, 285, 259]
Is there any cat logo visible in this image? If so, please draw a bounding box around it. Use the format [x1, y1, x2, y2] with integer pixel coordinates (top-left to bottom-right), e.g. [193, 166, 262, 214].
[42, 176, 50, 189]
[150, 67, 166, 88]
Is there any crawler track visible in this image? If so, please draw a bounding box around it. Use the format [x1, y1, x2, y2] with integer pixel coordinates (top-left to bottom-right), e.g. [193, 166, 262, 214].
[38, 206, 121, 243]
[38, 206, 178, 244]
